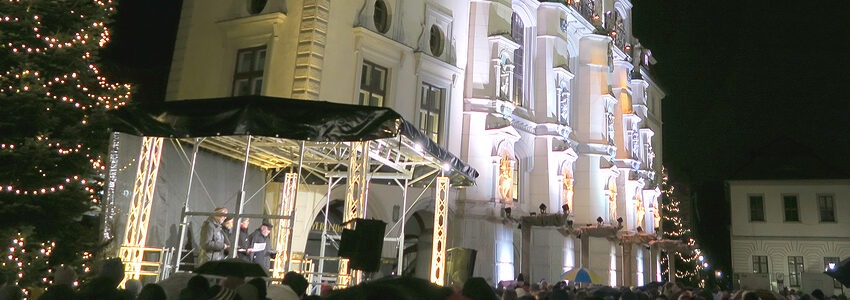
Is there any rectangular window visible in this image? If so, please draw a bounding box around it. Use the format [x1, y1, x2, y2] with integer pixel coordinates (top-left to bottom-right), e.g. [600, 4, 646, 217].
[817, 194, 835, 222]
[418, 82, 444, 143]
[788, 256, 804, 287]
[825, 257, 842, 288]
[753, 255, 768, 274]
[359, 61, 388, 107]
[783, 194, 799, 222]
[749, 195, 765, 222]
[232, 47, 266, 96]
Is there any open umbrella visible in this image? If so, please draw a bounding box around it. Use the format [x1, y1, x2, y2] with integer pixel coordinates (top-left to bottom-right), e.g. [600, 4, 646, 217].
[560, 267, 604, 284]
[824, 257, 850, 288]
[194, 258, 268, 278]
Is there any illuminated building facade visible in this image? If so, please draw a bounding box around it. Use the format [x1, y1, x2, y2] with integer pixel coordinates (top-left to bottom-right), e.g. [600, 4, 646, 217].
[163, 0, 665, 286]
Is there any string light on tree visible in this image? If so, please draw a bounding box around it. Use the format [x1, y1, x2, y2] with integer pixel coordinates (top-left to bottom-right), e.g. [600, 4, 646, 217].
[658, 166, 703, 285]
[0, 0, 131, 292]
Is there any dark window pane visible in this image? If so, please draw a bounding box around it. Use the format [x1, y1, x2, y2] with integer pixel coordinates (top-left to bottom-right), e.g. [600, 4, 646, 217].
[784, 195, 799, 222]
[749, 195, 764, 222]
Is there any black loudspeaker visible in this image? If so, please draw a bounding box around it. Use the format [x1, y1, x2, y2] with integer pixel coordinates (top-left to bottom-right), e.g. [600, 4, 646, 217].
[337, 228, 358, 258]
[338, 218, 386, 272]
[446, 247, 477, 286]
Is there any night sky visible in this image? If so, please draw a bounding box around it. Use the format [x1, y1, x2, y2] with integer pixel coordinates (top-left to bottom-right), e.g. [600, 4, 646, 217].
[103, 0, 850, 278]
[633, 0, 850, 272]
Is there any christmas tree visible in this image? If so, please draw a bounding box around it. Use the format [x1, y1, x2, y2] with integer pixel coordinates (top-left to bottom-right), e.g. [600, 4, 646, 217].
[658, 167, 701, 285]
[0, 0, 131, 290]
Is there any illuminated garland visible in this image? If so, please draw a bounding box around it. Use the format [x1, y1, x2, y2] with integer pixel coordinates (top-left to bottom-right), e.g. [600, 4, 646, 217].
[1, 230, 52, 298]
[0, 0, 129, 199]
[658, 166, 703, 283]
[0, 1, 130, 294]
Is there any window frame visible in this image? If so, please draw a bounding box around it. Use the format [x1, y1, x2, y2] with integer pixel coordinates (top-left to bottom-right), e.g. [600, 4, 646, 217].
[358, 60, 389, 107]
[749, 194, 765, 222]
[752, 255, 768, 274]
[788, 256, 804, 287]
[418, 82, 444, 144]
[782, 194, 800, 222]
[817, 194, 836, 222]
[510, 12, 525, 107]
[232, 46, 267, 96]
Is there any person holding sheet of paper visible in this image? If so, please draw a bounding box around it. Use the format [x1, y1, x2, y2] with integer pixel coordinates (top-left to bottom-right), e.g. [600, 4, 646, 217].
[247, 219, 276, 272]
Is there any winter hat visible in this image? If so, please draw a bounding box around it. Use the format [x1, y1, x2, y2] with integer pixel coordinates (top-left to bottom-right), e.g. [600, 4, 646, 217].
[53, 265, 77, 286]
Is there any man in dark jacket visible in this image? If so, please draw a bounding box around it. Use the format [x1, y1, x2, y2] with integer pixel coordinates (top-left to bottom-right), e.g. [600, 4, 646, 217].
[236, 218, 252, 261]
[247, 219, 276, 273]
[199, 207, 229, 265]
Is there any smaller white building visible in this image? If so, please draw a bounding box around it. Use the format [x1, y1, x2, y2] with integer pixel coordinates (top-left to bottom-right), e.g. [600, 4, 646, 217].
[728, 179, 850, 295]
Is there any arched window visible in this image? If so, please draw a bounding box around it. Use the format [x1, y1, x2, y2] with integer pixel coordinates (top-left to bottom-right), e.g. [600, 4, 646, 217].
[510, 12, 524, 107]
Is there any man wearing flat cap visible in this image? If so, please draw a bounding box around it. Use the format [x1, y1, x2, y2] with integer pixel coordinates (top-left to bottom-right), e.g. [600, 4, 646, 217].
[247, 219, 277, 273]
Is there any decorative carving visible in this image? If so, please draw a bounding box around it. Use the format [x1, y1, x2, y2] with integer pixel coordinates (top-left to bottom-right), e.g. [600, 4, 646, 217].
[606, 108, 615, 145]
[646, 143, 655, 169]
[606, 176, 617, 222]
[497, 52, 513, 101]
[634, 191, 644, 230]
[557, 76, 570, 126]
[562, 169, 574, 214]
[652, 198, 661, 230]
[630, 129, 640, 159]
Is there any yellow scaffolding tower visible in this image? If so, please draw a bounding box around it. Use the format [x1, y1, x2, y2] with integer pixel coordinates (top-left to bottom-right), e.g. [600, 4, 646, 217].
[271, 172, 298, 278]
[118, 137, 164, 282]
[430, 176, 449, 286]
[337, 141, 369, 288]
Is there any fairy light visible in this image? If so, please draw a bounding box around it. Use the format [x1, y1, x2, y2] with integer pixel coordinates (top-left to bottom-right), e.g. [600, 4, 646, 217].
[1, 0, 126, 294]
[658, 166, 703, 283]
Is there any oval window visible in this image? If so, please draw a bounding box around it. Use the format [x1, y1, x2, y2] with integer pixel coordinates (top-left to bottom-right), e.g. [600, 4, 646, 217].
[249, 0, 267, 15]
[374, 0, 390, 33]
[429, 25, 444, 57]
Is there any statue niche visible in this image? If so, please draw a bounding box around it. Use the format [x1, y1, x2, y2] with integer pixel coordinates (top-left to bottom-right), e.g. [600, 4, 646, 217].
[498, 153, 514, 207]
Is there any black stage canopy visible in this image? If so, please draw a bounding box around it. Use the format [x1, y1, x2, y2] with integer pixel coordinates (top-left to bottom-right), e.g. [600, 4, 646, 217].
[107, 96, 478, 186]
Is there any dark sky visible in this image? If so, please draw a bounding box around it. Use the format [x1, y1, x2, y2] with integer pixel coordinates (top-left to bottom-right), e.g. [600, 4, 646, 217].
[634, 0, 850, 183]
[104, 0, 850, 278]
[633, 0, 850, 274]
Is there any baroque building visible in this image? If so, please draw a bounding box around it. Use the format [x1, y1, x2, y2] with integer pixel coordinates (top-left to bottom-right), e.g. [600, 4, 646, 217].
[164, 0, 665, 286]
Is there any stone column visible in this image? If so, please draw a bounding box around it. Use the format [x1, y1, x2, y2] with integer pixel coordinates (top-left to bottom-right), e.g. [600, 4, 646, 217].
[621, 242, 633, 286]
[521, 223, 531, 277]
[666, 251, 676, 284]
[649, 244, 660, 282]
[580, 233, 590, 268]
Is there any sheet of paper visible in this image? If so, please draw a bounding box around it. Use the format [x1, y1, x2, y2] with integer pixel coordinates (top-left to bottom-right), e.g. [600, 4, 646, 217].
[251, 242, 266, 252]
